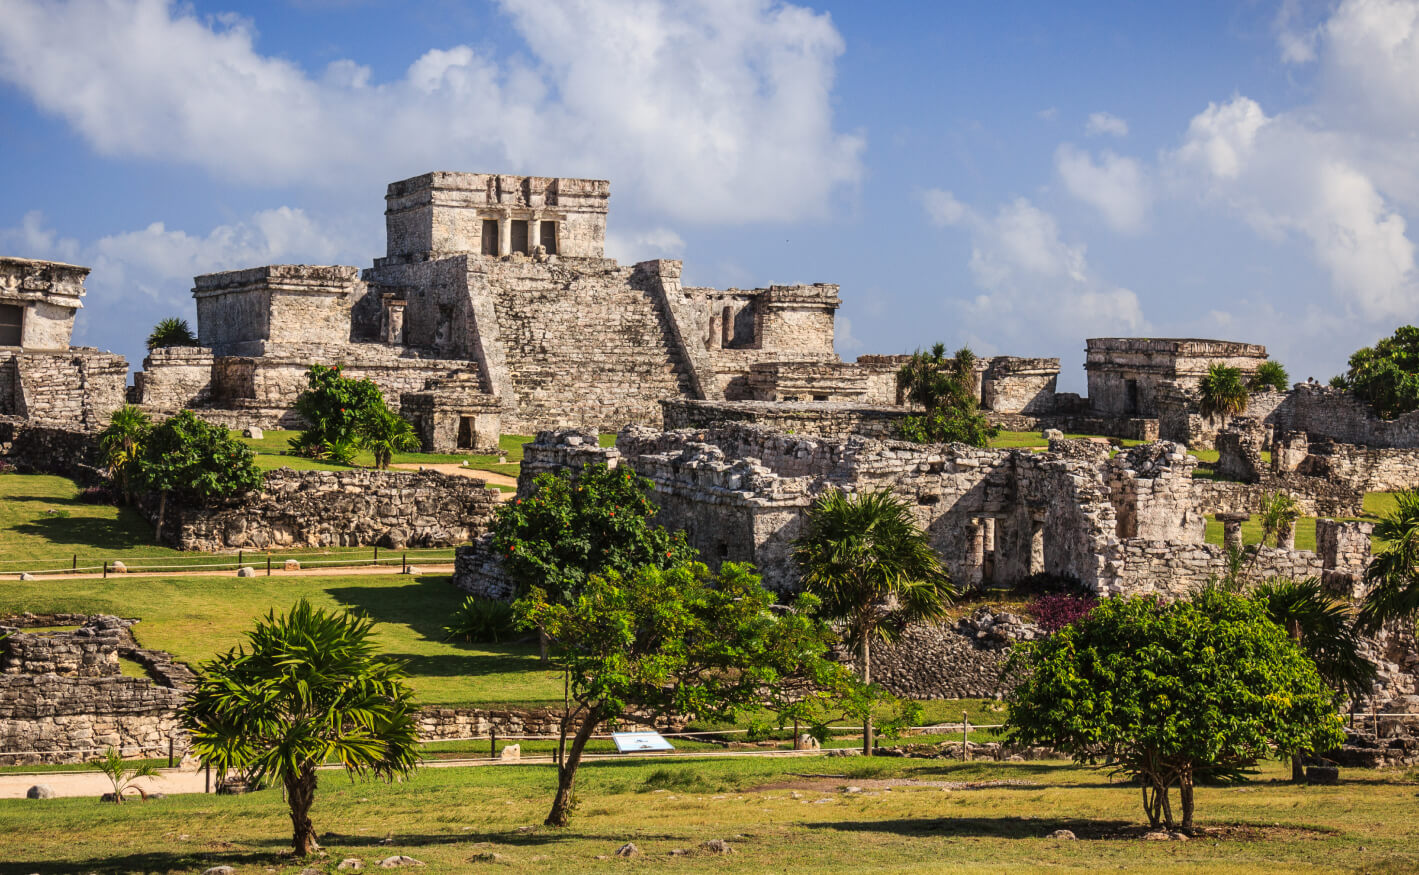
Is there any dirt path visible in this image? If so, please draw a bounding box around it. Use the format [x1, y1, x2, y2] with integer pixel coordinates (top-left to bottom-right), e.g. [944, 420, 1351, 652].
[0, 562, 455, 583]
[389, 462, 519, 493]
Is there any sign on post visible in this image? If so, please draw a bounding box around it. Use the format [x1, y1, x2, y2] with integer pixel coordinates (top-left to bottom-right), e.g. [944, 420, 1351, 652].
[611, 731, 674, 753]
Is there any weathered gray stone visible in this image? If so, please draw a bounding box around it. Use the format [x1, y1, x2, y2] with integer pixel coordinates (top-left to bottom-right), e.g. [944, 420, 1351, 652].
[377, 855, 424, 868]
[614, 843, 639, 857]
[235, 566, 255, 578]
[25, 784, 54, 799]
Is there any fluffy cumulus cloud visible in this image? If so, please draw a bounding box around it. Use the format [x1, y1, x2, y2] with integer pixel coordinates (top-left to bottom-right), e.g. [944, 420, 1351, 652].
[0, 0, 862, 224]
[1054, 144, 1151, 234]
[922, 191, 1146, 350]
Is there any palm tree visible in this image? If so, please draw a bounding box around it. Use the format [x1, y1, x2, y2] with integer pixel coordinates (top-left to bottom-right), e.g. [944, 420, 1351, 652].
[1252, 577, 1376, 780]
[146, 317, 199, 351]
[1257, 492, 1301, 548]
[356, 406, 421, 469]
[792, 488, 954, 755]
[97, 405, 152, 503]
[1198, 361, 1249, 420]
[90, 746, 161, 802]
[1359, 490, 1419, 633]
[182, 600, 420, 856]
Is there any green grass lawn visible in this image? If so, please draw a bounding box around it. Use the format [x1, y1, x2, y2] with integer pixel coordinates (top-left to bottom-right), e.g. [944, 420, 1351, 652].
[1, 757, 1415, 874]
[1202, 492, 1398, 552]
[236, 430, 537, 475]
[990, 430, 1145, 451]
[0, 572, 562, 708]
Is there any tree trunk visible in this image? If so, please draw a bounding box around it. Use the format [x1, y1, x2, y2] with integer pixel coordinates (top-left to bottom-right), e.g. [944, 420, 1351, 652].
[546, 708, 602, 827]
[539, 627, 550, 665]
[286, 766, 320, 856]
[1179, 768, 1195, 832]
[153, 491, 167, 545]
[861, 635, 874, 757]
[1292, 753, 1306, 782]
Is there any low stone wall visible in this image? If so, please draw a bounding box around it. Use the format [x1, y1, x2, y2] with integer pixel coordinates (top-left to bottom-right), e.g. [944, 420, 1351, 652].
[132, 346, 214, 410]
[661, 398, 908, 440]
[855, 613, 1034, 700]
[1300, 441, 1419, 493]
[0, 419, 100, 479]
[453, 535, 515, 599]
[150, 468, 500, 551]
[1108, 540, 1323, 596]
[987, 412, 1159, 442]
[1193, 476, 1363, 518]
[1275, 384, 1419, 448]
[416, 706, 678, 741]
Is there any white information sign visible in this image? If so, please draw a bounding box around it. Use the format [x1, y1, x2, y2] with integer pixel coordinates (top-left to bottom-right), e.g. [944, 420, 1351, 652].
[611, 731, 675, 752]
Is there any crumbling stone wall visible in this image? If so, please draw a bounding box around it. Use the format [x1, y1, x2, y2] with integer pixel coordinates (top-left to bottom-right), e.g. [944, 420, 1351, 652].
[661, 399, 907, 440]
[149, 468, 499, 551]
[981, 357, 1058, 415]
[1274, 384, 1419, 448]
[0, 419, 99, 479]
[857, 611, 1034, 700]
[0, 350, 127, 429]
[131, 346, 214, 411]
[0, 616, 189, 766]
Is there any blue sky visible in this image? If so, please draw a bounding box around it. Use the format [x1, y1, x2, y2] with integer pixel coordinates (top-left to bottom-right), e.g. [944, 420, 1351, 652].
[2, 0, 1416, 393]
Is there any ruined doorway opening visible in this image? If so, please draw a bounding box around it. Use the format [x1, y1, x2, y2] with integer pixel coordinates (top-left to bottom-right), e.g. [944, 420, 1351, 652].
[971, 517, 998, 587]
[481, 220, 499, 256]
[457, 416, 476, 450]
[1124, 379, 1139, 415]
[721, 305, 733, 348]
[510, 220, 529, 255]
[0, 305, 20, 346]
[540, 221, 557, 255]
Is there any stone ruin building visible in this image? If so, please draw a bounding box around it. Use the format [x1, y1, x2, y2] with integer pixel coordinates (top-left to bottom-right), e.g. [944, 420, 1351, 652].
[0, 257, 126, 430]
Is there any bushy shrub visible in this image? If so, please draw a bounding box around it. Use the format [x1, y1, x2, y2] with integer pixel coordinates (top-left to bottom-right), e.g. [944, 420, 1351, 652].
[290, 364, 387, 453]
[1199, 362, 1248, 419]
[1029, 593, 1097, 633]
[1248, 360, 1290, 393]
[1340, 325, 1419, 419]
[443, 596, 521, 643]
[895, 344, 998, 447]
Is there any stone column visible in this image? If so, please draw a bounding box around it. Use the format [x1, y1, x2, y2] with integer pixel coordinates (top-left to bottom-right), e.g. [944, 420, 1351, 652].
[1217, 512, 1250, 552]
[1317, 518, 1374, 600]
[968, 519, 985, 589]
[1029, 506, 1047, 576]
[1276, 518, 1295, 551]
[498, 214, 511, 257]
[529, 212, 541, 251]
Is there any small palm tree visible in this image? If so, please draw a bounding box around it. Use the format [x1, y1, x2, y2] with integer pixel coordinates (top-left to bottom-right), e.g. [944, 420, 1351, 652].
[1248, 360, 1290, 393]
[1253, 577, 1376, 780]
[182, 600, 420, 856]
[1359, 490, 1419, 633]
[91, 746, 161, 802]
[98, 405, 152, 503]
[356, 407, 421, 469]
[146, 317, 199, 351]
[1257, 492, 1301, 547]
[793, 488, 954, 755]
[1198, 361, 1248, 420]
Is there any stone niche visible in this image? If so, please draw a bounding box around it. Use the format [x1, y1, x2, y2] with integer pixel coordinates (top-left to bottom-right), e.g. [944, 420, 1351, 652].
[400, 373, 502, 453]
[193, 264, 364, 355]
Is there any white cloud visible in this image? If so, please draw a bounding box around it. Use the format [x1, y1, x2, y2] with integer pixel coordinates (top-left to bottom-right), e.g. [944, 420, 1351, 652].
[1055, 144, 1151, 233]
[0, 0, 863, 224]
[919, 192, 1146, 349]
[604, 227, 687, 263]
[0, 211, 82, 264]
[1085, 112, 1128, 137]
[1037, 107, 1059, 122]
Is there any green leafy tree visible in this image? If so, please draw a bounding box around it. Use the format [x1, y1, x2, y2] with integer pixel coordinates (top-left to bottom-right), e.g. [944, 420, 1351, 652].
[793, 488, 954, 755]
[1253, 576, 1376, 780]
[1248, 360, 1290, 393]
[1359, 489, 1419, 633]
[1006, 590, 1344, 831]
[135, 411, 263, 542]
[291, 364, 388, 454]
[98, 405, 152, 503]
[90, 747, 160, 802]
[492, 463, 697, 605]
[896, 344, 998, 447]
[515, 562, 858, 827]
[1341, 325, 1419, 419]
[357, 405, 421, 469]
[182, 600, 420, 856]
[145, 317, 199, 351]
[1198, 361, 1248, 420]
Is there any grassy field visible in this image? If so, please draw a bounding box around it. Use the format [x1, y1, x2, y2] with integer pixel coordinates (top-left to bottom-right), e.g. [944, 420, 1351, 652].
[236, 429, 529, 478]
[989, 430, 1147, 451]
[1202, 492, 1398, 552]
[0, 572, 562, 707]
[1, 757, 1415, 874]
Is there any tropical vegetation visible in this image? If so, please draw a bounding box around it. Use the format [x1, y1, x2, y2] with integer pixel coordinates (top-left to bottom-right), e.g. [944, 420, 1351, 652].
[1359, 488, 1419, 632]
[182, 600, 421, 856]
[793, 488, 954, 754]
[1248, 360, 1290, 393]
[135, 410, 263, 540]
[97, 404, 152, 503]
[896, 343, 997, 447]
[1336, 325, 1419, 419]
[145, 317, 199, 351]
[1198, 361, 1248, 420]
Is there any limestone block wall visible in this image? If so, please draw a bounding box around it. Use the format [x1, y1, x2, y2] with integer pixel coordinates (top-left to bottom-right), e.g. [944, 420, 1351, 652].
[1105, 541, 1324, 597]
[661, 399, 908, 440]
[0, 351, 126, 430]
[1193, 477, 1363, 518]
[1273, 384, 1419, 448]
[1301, 443, 1419, 493]
[745, 362, 869, 402]
[848, 621, 1024, 700]
[0, 420, 99, 478]
[194, 265, 363, 355]
[981, 357, 1059, 415]
[1086, 338, 1268, 417]
[1107, 442, 1207, 542]
[149, 468, 499, 551]
[131, 347, 214, 410]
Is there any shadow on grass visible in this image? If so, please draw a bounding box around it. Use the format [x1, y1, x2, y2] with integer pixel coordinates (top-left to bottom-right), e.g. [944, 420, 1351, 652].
[326, 581, 467, 644]
[382, 650, 541, 678]
[12, 514, 156, 552]
[806, 816, 1136, 840]
[0, 850, 266, 875]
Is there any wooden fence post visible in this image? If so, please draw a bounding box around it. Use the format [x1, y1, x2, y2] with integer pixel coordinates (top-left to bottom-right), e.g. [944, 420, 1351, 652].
[490, 730, 497, 760]
[962, 711, 969, 761]
[267, 554, 272, 576]
[102, 561, 107, 579]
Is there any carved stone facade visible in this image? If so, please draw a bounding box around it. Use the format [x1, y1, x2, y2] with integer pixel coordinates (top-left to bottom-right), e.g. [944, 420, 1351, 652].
[0, 258, 127, 430]
[1085, 337, 1269, 418]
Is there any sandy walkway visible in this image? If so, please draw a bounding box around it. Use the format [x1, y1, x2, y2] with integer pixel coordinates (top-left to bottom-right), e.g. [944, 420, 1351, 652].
[0, 563, 455, 583]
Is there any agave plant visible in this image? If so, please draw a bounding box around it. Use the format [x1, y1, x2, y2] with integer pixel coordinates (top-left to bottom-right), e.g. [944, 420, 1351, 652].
[443, 596, 520, 643]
